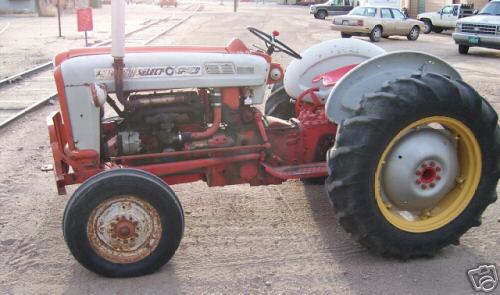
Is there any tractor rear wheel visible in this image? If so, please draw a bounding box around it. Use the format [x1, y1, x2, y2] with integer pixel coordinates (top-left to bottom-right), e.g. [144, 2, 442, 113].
[63, 168, 184, 277]
[264, 81, 295, 120]
[325, 73, 500, 258]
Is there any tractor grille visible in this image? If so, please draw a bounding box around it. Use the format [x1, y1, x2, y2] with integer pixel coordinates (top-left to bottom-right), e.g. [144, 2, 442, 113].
[461, 23, 498, 35]
[205, 63, 236, 74]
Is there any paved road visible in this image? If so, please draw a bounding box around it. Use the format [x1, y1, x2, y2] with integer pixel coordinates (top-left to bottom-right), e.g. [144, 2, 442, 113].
[0, 3, 499, 294]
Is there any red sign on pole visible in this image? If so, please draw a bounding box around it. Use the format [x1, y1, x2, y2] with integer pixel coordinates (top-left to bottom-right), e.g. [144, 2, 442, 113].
[77, 8, 93, 32]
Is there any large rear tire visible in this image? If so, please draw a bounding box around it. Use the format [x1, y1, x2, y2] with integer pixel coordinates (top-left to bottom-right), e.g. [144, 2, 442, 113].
[63, 168, 184, 277]
[325, 73, 500, 258]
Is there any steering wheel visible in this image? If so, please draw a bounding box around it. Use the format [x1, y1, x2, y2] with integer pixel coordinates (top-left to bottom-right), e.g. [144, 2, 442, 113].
[247, 27, 302, 59]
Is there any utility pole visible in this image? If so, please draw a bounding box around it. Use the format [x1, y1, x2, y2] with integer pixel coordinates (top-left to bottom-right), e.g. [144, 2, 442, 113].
[57, 0, 62, 37]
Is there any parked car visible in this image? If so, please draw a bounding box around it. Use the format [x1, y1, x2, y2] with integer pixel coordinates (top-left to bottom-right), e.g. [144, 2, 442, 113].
[310, 0, 354, 19]
[418, 4, 475, 34]
[331, 6, 424, 42]
[452, 0, 500, 54]
[298, 0, 327, 6]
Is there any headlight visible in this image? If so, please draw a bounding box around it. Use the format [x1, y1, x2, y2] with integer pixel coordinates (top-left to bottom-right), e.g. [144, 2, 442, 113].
[90, 83, 108, 107]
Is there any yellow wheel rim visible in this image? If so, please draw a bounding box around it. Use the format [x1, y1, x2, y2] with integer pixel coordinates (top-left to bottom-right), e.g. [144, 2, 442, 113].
[375, 116, 482, 233]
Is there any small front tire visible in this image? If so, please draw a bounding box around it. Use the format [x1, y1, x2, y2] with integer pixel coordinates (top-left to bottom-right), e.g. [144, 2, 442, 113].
[63, 169, 184, 277]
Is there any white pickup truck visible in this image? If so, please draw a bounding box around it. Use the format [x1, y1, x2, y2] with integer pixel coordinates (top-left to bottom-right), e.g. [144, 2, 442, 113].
[453, 0, 500, 54]
[418, 4, 475, 34]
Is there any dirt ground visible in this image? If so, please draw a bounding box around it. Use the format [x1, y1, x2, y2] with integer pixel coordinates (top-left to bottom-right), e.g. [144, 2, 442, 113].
[0, 2, 499, 294]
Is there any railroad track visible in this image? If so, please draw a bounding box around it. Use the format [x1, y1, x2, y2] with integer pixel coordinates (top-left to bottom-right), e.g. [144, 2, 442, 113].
[0, 3, 202, 129]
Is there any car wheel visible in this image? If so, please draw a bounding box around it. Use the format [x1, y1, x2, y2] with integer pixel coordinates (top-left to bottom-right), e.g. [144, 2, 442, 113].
[369, 26, 382, 42]
[316, 10, 327, 20]
[422, 19, 432, 34]
[407, 26, 420, 41]
[458, 45, 469, 54]
[341, 32, 352, 38]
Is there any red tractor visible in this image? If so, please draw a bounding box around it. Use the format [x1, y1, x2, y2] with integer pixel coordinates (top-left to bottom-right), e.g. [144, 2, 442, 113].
[47, 2, 499, 277]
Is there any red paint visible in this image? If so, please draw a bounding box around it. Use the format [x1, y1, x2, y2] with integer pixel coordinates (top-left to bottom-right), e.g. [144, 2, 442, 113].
[77, 8, 93, 32]
[312, 64, 358, 87]
[48, 37, 343, 194]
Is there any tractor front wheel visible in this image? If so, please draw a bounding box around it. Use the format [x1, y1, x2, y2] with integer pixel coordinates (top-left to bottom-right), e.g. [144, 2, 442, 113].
[325, 73, 499, 258]
[63, 169, 184, 277]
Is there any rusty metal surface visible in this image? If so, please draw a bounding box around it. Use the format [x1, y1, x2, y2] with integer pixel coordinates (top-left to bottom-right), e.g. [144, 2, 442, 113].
[87, 195, 162, 264]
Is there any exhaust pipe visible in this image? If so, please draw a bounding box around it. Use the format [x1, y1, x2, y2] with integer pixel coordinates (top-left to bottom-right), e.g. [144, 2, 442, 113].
[111, 0, 127, 108]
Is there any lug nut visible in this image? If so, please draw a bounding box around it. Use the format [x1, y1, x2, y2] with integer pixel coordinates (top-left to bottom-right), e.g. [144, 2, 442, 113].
[416, 180, 421, 184]
[430, 183, 435, 188]
[421, 184, 427, 190]
[436, 167, 441, 172]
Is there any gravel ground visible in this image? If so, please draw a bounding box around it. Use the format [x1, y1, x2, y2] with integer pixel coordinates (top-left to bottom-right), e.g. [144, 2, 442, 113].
[0, 2, 499, 294]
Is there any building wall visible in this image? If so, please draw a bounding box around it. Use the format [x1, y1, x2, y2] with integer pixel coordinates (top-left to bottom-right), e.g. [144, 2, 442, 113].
[426, 0, 453, 13]
[0, 0, 37, 13]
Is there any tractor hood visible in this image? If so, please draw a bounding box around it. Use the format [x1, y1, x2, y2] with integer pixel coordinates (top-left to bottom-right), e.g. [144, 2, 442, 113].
[59, 52, 270, 91]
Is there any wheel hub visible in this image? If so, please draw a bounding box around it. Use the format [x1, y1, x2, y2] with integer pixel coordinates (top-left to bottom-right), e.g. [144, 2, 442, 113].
[87, 196, 162, 264]
[381, 128, 460, 211]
